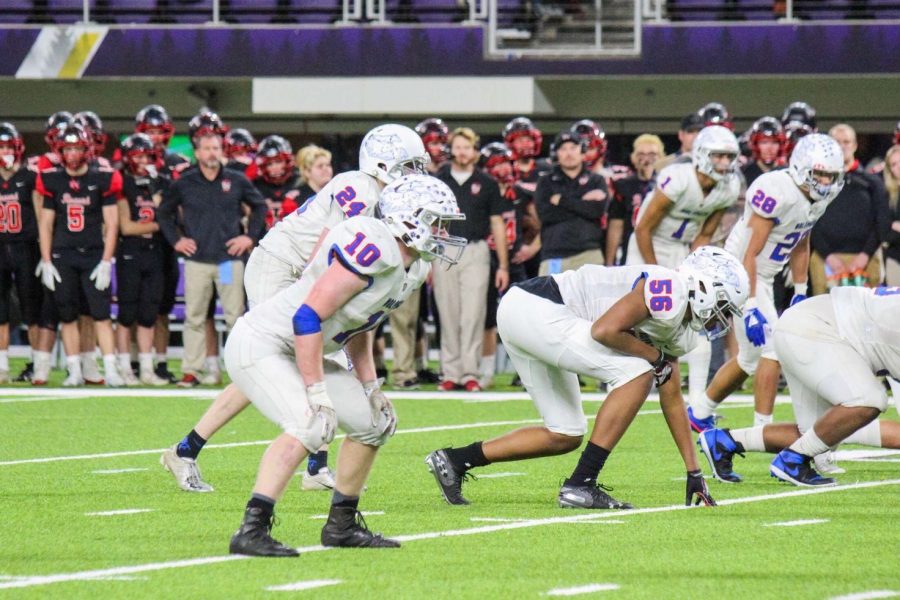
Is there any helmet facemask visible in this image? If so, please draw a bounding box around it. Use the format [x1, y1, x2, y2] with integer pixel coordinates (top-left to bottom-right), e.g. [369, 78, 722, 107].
[386, 206, 467, 265]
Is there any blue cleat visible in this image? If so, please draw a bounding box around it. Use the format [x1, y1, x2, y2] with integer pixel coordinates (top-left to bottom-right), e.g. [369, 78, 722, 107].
[770, 449, 836, 487]
[698, 428, 744, 483]
[688, 406, 718, 433]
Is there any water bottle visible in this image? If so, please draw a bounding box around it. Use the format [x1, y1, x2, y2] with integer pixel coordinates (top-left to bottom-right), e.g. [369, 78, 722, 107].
[851, 270, 867, 287]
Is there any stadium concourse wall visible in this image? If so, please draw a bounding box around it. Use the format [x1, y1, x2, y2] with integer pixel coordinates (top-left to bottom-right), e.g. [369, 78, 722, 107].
[0, 21, 897, 136]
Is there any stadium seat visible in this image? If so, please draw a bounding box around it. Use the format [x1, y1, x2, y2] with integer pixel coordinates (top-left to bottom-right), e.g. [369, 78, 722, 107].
[222, 0, 280, 23]
[102, 0, 156, 24]
[47, 0, 92, 23]
[0, 0, 31, 23]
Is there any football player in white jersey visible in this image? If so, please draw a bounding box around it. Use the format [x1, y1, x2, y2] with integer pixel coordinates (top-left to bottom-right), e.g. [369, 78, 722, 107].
[425, 246, 749, 509]
[227, 175, 465, 556]
[161, 124, 429, 493]
[626, 126, 741, 416]
[698, 286, 900, 487]
[691, 133, 846, 431]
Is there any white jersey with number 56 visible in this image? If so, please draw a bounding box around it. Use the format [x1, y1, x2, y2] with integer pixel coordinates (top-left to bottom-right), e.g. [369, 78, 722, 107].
[725, 170, 832, 282]
[244, 216, 430, 355]
[258, 170, 382, 271]
[552, 263, 698, 357]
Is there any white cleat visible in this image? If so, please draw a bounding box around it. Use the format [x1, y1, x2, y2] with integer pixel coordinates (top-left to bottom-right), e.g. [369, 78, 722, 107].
[119, 368, 140, 387]
[62, 372, 85, 387]
[160, 446, 214, 492]
[200, 371, 222, 385]
[301, 467, 336, 491]
[814, 451, 846, 475]
[82, 359, 104, 385]
[105, 367, 126, 388]
[140, 369, 169, 386]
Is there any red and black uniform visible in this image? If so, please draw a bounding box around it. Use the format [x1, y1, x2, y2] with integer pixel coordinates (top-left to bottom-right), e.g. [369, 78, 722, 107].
[0, 166, 42, 326]
[606, 173, 656, 265]
[116, 173, 167, 328]
[252, 172, 301, 235]
[36, 166, 121, 323]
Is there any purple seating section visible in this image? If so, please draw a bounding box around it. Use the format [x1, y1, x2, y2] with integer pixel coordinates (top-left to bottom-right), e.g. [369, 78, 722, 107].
[2, 1, 897, 24]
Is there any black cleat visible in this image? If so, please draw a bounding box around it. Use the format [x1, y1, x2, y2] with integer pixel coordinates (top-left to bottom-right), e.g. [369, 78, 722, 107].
[229, 507, 299, 557]
[155, 363, 178, 384]
[416, 369, 441, 384]
[321, 506, 400, 548]
[14, 362, 34, 383]
[425, 449, 472, 505]
[558, 482, 633, 509]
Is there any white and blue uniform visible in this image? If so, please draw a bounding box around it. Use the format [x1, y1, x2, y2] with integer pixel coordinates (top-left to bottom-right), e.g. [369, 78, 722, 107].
[725, 169, 833, 373]
[497, 264, 697, 436]
[226, 216, 429, 446]
[245, 170, 382, 307]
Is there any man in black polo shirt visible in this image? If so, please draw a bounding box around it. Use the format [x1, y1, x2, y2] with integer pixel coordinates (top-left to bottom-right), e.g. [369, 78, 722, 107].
[158, 132, 267, 387]
[435, 127, 509, 392]
[536, 131, 609, 275]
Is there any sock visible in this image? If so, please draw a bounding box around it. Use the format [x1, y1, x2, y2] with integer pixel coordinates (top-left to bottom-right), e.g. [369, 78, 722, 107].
[307, 450, 328, 475]
[754, 412, 774, 426]
[565, 442, 610, 486]
[34, 350, 51, 369]
[118, 353, 131, 372]
[0, 350, 8, 372]
[103, 354, 118, 376]
[729, 426, 764, 452]
[66, 355, 82, 379]
[686, 337, 711, 406]
[247, 493, 276, 518]
[156, 353, 168, 368]
[446, 442, 490, 472]
[692, 394, 719, 420]
[331, 491, 360, 509]
[789, 429, 830, 457]
[479, 355, 496, 380]
[416, 356, 428, 372]
[139, 353, 154, 374]
[176, 429, 207, 460]
[205, 356, 220, 373]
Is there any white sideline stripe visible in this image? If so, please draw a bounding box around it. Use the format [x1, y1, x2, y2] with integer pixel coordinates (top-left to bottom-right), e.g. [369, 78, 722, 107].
[91, 468, 148, 474]
[829, 591, 900, 600]
[265, 579, 342, 592]
[1, 479, 897, 591]
[308, 511, 384, 520]
[0, 396, 74, 404]
[763, 518, 829, 527]
[477, 472, 526, 479]
[84, 509, 155, 517]
[848, 458, 900, 464]
[834, 449, 900, 460]
[546, 583, 620, 595]
[1, 402, 691, 467]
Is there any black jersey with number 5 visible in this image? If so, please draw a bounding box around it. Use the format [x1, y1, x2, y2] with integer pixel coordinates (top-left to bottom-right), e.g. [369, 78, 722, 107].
[0, 166, 38, 242]
[36, 166, 122, 249]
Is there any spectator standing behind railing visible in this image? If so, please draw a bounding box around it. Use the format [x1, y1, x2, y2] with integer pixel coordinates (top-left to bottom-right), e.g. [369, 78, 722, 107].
[809, 124, 891, 295]
[882, 145, 900, 285]
[157, 133, 267, 388]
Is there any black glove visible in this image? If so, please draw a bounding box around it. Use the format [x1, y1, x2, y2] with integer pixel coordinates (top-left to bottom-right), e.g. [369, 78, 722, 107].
[686, 470, 716, 507]
[650, 350, 673, 387]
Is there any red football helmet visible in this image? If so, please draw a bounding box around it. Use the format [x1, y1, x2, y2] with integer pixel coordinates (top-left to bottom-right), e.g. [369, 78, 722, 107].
[256, 135, 294, 185]
[749, 116, 785, 166]
[503, 117, 543, 160]
[55, 123, 92, 171]
[698, 102, 733, 130]
[224, 128, 258, 159]
[415, 118, 450, 164]
[44, 111, 75, 151]
[120, 133, 158, 177]
[135, 104, 175, 149]
[570, 119, 607, 167]
[0, 122, 25, 167]
[781, 101, 817, 132]
[480, 142, 516, 185]
[782, 120, 814, 160]
[188, 110, 228, 147]
[75, 111, 108, 157]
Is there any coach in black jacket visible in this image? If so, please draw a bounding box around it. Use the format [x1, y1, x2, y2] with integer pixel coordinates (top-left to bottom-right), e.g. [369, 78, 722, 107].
[535, 131, 609, 275]
[158, 132, 266, 386]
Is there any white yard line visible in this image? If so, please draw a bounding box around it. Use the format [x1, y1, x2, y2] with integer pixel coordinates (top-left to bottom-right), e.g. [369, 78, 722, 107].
[308, 511, 384, 520]
[546, 583, 621, 596]
[763, 518, 829, 527]
[84, 509, 155, 517]
[91, 468, 148, 475]
[828, 591, 900, 600]
[4, 480, 890, 591]
[265, 579, 342, 592]
[477, 472, 527, 479]
[469, 517, 533, 523]
[0, 396, 75, 404]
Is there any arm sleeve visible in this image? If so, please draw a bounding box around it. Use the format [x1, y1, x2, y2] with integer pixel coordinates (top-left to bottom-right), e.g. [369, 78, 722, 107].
[102, 171, 123, 205]
[156, 179, 182, 246]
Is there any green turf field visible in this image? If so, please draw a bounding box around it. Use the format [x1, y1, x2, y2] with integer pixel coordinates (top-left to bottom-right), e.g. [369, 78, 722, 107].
[1, 380, 898, 599]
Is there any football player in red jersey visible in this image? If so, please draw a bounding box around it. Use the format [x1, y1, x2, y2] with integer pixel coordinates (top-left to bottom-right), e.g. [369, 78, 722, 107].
[780, 101, 818, 160]
[224, 128, 258, 176]
[35, 124, 125, 387]
[503, 117, 550, 194]
[415, 118, 449, 174]
[0, 123, 41, 383]
[743, 116, 786, 186]
[253, 135, 302, 234]
[571, 118, 632, 191]
[74, 110, 111, 168]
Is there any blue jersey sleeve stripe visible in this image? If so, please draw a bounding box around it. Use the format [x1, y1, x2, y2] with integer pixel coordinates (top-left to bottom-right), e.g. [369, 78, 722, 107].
[328, 244, 374, 289]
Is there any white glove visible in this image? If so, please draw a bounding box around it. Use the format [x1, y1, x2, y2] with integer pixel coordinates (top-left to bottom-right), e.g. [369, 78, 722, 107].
[302, 381, 337, 451]
[89, 260, 113, 291]
[35, 260, 61, 291]
[363, 379, 397, 437]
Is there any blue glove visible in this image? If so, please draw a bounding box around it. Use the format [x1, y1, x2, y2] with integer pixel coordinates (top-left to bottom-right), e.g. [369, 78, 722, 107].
[743, 305, 769, 347]
[790, 293, 807, 307]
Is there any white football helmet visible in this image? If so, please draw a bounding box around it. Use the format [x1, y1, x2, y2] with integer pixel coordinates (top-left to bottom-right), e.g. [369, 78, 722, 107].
[692, 126, 740, 182]
[359, 124, 429, 185]
[679, 246, 749, 340]
[379, 174, 467, 265]
[788, 133, 845, 203]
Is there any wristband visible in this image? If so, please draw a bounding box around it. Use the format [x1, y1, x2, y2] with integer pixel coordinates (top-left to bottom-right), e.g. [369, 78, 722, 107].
[793, 282, 808, 296]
